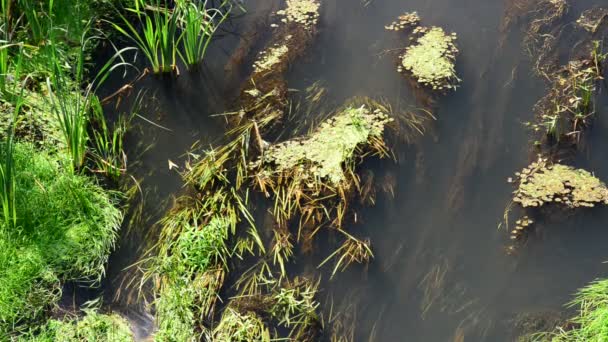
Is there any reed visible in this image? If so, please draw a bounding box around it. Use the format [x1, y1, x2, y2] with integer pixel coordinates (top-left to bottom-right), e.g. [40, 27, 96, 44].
[176, 0, 231, 69]
[111, 0, 179, 74]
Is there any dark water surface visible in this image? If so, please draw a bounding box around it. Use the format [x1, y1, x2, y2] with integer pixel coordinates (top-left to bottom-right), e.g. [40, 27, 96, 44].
[101, 0, 608, 340]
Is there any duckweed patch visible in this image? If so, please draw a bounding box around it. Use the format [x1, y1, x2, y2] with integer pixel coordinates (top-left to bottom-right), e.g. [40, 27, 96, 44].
[252, 105, 392, 184]
[387, 13, 460, 91]
[399, 27, 460, 90]
[275, 0, 320, 30]
[384, 12, 420, 32]
[511, 157, 608, 209]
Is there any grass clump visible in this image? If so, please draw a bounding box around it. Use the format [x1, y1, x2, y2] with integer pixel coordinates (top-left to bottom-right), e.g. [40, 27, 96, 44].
[212, 308, 271, 342]
[20, 310, 133, 342]
[525, 279, 608, 341]
[0, 143, 122, 336]
[398, 26, 460, 90]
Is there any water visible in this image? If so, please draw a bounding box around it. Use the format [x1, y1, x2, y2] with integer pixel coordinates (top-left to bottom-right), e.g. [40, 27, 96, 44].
[100, 0, 608, 340]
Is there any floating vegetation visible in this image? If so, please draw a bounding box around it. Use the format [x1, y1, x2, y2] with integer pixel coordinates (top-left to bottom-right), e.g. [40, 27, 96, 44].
[275, 0, 320, 30]
[576, 8, 608, 34]
[251, 102, 391, 237]
[384, 12, 420, 32]
[236, 0, 320, 124]
[253, 44, 290, 73]
[253, 105, 392, 184]
[511, 157, 608, 209]
[399, 27, 460, 90]
[386, 13, 460, 91]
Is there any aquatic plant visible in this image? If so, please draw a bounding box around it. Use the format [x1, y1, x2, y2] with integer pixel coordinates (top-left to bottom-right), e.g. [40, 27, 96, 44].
[212, 308, 271, 341]
[528, 51, 604, 144]
[251, 104, 391, 238]
[111, 0, 180, 74]
[318, 230, 373, 279]
[384, 12, 420, 32]
[398, 26, 460, 90]
[176, 0, 231, 69]
[253, 44, 290, 73]
[511, 157, 608, 208]
[0, 143, 122, 336]
[576, 8, 608, 33]
[20, 309, 133, 342]
[275, 0, 320, 30]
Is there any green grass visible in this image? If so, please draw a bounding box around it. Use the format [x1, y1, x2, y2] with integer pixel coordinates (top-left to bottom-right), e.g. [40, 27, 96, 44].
[0, 143, 122, 337]
[176, 0, 231, 68]
[19, 309, 133, 342]
[111, 0, 179, 74]
[528, 279, 608, 341]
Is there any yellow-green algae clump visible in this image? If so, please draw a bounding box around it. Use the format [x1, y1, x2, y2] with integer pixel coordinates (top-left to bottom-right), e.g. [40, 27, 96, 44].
[253, 105, 393, 184]
[399, 26, 460, 90]
[512, 157, 608, 208]
[275, 0, 320, 30]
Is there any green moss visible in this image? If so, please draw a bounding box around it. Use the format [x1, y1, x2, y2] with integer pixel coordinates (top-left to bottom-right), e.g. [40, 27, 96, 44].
[399, 26, 460, 90]
[254, 105, 392, 184]
[20, 310, 133, 342]
[512, 157, 608, 208]
[0, 143, 122, 336]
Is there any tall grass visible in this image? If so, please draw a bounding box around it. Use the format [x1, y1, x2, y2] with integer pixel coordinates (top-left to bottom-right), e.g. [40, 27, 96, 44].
[111, 0, 179, 74]
[177, 0, 231, 68]
[45, 30, 93, 170]
[111, 0, 232, 73]
[529, 279, 608, 341]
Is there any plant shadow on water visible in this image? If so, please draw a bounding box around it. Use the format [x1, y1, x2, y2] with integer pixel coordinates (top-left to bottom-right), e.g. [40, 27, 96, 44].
[93, 0, 608, 340]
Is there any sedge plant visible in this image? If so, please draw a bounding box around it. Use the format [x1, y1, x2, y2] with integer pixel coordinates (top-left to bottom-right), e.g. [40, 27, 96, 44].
[176, 0, 231, 69]
[111, 0, 180, 74]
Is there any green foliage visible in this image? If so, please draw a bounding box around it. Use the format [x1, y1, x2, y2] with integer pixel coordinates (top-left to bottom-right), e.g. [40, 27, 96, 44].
[20, 309, 133, 342]
[0, 143, 122, 336]
[253, 105, 392, 184]
[111, 0, 179, 73]
[212, 308, 270, 342]
[176, 0, 231, 68]
[527, 279, 608, 342]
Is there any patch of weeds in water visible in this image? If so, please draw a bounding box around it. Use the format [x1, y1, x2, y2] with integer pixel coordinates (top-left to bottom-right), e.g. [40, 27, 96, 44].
[526, 45, 605, 146]
[0, 143, 122, 337]
[576, 8, 608, 34]
[18, 309, 133, 342]
[236, 0, 320, 124]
